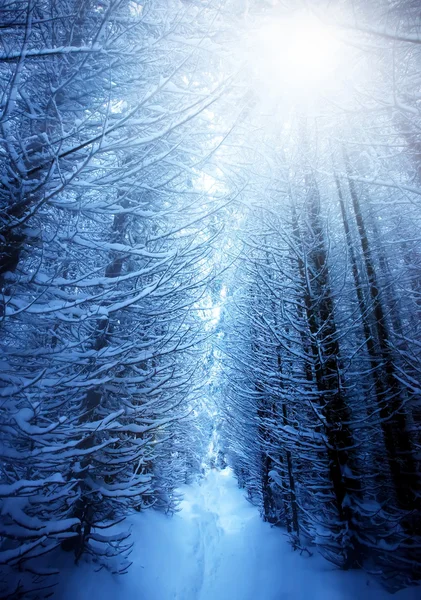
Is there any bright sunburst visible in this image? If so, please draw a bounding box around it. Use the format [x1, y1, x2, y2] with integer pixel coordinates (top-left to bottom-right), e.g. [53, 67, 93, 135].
[246, 12, 342, 100]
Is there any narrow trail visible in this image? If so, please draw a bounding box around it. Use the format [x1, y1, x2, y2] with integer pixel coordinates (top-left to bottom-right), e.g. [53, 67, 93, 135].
[59, 468, 419, 600]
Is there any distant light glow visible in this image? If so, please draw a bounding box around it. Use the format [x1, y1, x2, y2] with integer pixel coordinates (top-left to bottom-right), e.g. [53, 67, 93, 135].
[211, 305, 221, 321]
[197, 171, 218, 192]
[246, 13, 341, 99]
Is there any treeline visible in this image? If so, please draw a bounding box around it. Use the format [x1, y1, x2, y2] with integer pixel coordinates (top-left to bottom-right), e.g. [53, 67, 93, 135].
[1, 0, 421, 596]
[0, 0, 228, 596]
[221, 0, 421, 591]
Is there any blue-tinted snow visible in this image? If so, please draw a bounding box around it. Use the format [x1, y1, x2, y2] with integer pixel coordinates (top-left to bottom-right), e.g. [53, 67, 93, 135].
[57, 468, 420, 600]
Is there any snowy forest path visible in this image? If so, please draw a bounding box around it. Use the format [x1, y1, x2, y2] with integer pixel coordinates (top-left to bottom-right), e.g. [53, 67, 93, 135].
[58, 468, 418, 600]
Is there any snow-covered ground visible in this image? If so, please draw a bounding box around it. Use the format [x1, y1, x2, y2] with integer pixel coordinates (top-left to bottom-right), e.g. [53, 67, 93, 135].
[57, 468, 420, 600]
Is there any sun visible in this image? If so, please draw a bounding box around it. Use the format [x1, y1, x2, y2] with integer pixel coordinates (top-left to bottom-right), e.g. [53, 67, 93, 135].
[245, 12, 342, 101]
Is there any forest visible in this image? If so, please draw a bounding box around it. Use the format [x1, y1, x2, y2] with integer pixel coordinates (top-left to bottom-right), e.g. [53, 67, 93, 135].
[0, 0, 421, 598]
